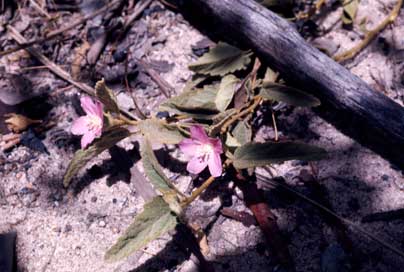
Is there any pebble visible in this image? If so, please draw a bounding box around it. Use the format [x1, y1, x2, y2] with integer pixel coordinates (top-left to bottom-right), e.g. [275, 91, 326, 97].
[64, 224, 72, 233]
[16, 172, 24, 180]
[53, 226, 62, 233]
[90, 196, 97, 203]
[99, 220, 106, 228]
[381, 174, 389, 181]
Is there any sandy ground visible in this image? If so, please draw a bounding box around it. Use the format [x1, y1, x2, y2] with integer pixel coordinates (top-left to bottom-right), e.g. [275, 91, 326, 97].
[1, 1, 404, 271]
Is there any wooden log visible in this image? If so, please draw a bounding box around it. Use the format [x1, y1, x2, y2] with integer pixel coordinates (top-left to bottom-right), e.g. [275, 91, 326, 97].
[167, 0, 404, 169]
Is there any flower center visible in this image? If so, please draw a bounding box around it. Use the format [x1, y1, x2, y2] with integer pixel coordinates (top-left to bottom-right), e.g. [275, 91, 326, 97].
[196, 143, 213, 162]
[87, 115, 102, 131]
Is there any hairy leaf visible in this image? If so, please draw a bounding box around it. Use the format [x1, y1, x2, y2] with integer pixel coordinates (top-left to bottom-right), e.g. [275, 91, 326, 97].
[140, 139, 176, 194]
[105, 196, 177, 262]
[342, 0, 359, 26]
[95, 79, 119, 113]
[225, 132, 241, 148]
[215, 75, 239, 112]
[159, 86, 219, 115]
[259, 82, 320, 107]
[189, 42, 252, 76]
[232, 121, 252, 146]
[182, 74, 209, 93]
[138, 119, 184, 145]
[63, 127, 130, 187]
[233, 141, 327, 169]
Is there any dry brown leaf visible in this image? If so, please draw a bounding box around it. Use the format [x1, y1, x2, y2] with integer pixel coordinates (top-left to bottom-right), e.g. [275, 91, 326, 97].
[189, 223, 210, 256]
[4, 113, 41, 133]
[71, 41, 90, 80]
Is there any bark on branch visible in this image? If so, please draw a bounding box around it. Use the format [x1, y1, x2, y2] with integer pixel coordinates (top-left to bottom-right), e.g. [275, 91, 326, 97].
[167, 0, 404, 168]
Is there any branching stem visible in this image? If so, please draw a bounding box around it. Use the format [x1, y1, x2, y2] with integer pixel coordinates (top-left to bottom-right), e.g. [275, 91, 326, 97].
[334, 0, 403, 62]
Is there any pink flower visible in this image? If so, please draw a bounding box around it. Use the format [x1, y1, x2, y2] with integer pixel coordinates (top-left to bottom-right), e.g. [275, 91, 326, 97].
[179, 125, 223, 177]
[71, 96, 104, 149]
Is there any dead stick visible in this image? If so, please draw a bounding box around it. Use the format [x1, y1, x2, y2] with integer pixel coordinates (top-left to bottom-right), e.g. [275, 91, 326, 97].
[137, 59, 173, 98]
[1, 0, 123, 57]
[7, 26, 137, 120]
[166, 0, 404, 169]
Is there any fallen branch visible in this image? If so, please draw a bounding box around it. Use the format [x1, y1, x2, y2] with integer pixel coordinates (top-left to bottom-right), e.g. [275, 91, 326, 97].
[166, 0, 404, 169]
[7, 26, 137, 120]
[137, 59, 173, 98]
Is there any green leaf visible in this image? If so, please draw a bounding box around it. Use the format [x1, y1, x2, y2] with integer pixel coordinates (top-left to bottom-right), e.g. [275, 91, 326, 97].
[233, 141, 327, 169]
[232, 121, 252, 146]
[215, 75, 239, 112]
[95, 79, 119, 114]
[162, 190, 183, 217]
[63, 127, 130, 187]
[159, 86, 219, 115]
[263, 67, 278, 83]
[189, 42, 252, 76]
[182, 74, 209, 93]
[225, 132, 241, 148]
[342, 0, 359, 26]
[105, 196, 178, 262]
[259, 82, 321, 107]
[140, 139, 178, 194]
[138, 119, 185, 145]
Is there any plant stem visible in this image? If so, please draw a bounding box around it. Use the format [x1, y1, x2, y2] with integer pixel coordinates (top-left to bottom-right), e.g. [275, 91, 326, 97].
[271, 110, 279, 141]
[334, 0, 403, 62]
[181, 176, 215, 207]
[220, 96, 262, 134]
[120, 115, 139, 126]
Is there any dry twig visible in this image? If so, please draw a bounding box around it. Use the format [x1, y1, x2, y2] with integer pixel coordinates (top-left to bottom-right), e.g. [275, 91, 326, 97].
[0, 0, 123, 57]
[7, 26, 137, 120]
[334, 0, 403, 62]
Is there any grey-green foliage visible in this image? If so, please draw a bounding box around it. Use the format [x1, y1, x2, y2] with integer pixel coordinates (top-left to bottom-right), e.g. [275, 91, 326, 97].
[189, 42, 252, 76]
[160, 86, 219, 114]
[232, 121, 252, 146]
[259, 82, 321, 107]
[138, 119, 185, 145]
[95, 79, 119, 114]
[233, 141, 327, 169]
[63, 127, 130, 187]
[341, 0, 359, 26]
[140, 139, 177, 194]
[105, 196, 178, 262]
[215, 75, 239, 112]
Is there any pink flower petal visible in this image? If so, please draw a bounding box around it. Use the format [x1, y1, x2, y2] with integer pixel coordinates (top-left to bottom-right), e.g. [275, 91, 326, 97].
[210, 138, 223, 154]
[94, 126, 103, 137]
[186, 156, 208, 175]
[81, 131, 96, 149]
[80, 96, 103, 117]
[179, 138, 200, 157]
[190, 125, 209, 143]
[71, 116, 89, 135]
[208, 151, 222, 177]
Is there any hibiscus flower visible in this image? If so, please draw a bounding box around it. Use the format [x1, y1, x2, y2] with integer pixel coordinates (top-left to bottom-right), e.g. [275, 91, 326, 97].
[179, 125, 223, 177]
[71, 96, 103, 149]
